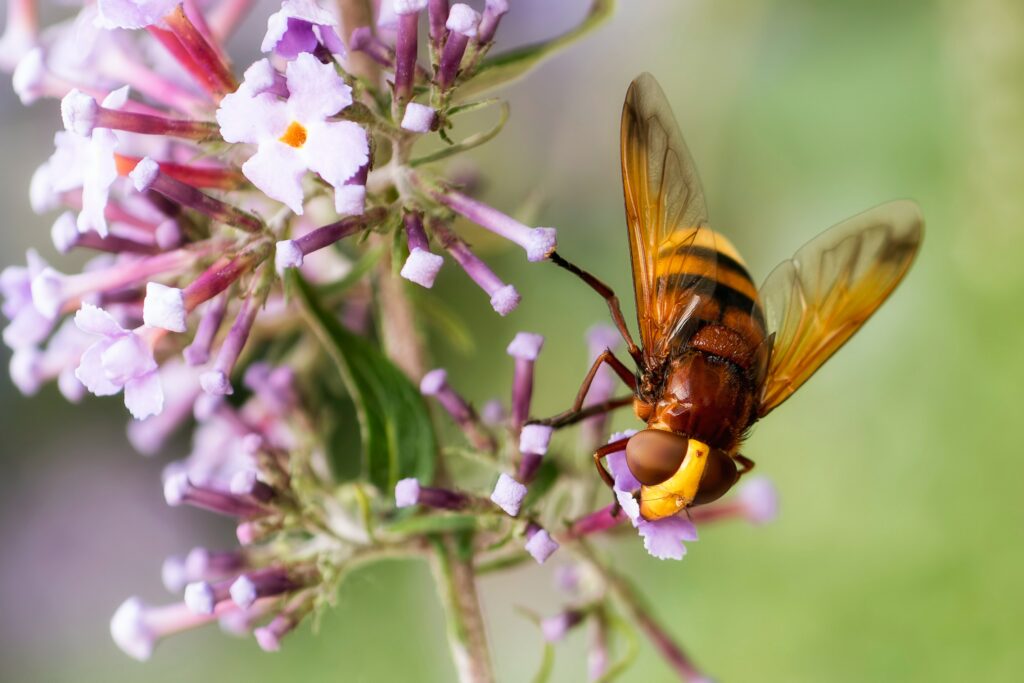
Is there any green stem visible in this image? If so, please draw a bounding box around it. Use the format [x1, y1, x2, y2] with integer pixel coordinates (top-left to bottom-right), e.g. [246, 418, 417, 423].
[429, 536, 496, 683]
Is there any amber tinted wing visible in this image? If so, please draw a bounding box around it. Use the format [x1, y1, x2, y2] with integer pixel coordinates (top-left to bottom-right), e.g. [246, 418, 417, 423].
[757, 200, 923, 417]
[621, 73, 718, 367]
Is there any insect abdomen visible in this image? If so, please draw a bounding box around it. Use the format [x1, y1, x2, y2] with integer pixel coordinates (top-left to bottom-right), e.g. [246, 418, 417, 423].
[656, 229, 767, 372]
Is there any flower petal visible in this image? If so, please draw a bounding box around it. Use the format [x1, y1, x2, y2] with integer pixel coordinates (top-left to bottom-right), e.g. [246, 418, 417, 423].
[636, 516, 697, 561]
[216, 90, 289, 144]
[124, 371, 164, 419]
[303, 120, 368, 190]
[76, 340, 121, 396]
[77, 128, 119, 237]
[285, 52, 352, 121]
[75, 302, 125, 337]
[100, 332, 157, 385]
[242, 142, 308, 215]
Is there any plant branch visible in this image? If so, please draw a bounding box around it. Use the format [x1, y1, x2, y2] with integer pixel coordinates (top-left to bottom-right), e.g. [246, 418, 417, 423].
[430, 536, 496, 683]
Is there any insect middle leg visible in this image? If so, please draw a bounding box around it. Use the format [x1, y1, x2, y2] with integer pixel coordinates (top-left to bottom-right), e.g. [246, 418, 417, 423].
[549, 251, 643, 364]
[534, 350, 637, 430]
[735, 454, 755, 475]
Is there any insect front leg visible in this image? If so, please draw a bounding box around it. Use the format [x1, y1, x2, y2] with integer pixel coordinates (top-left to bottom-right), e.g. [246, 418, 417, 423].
[593, 435, 633, 490]
[549, 252, 643, 364]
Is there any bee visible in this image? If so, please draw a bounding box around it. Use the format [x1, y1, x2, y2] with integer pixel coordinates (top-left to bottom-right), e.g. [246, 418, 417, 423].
[542, 73, 923, 521]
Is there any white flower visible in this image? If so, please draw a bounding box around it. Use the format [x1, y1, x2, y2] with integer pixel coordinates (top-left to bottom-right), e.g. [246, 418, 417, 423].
[216, 54, 369, 215]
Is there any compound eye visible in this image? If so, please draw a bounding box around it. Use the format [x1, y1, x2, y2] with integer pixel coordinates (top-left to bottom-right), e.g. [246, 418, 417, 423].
[625, 429, 689, 486]
[692, 449, 739, 505]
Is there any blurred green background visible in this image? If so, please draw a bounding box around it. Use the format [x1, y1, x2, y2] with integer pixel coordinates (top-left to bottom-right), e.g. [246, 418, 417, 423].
[2, 0, 1023, 680]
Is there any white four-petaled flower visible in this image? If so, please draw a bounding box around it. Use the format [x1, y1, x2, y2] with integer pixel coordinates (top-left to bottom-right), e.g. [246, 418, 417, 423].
[216, 53, 368, 216]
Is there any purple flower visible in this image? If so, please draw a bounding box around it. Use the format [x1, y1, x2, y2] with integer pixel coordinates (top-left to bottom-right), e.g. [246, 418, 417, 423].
[74, 303, 164, 419]
[395, 478, 421, 508]
[216, 53, 368, 215]
[401, 102, 436, 133]
[519, 424, 553, 455]
[261, 0, 346, 59]
[541, 610, 582, 642]
[737, 476, 778, 525]
[110, 597, 217, 661]
[142, 282, 187, 333]
[604, 429, 639, 491]
[490, 473, 527, 517]
[1, 250, 54, 349]
[524, 528, 559, 564]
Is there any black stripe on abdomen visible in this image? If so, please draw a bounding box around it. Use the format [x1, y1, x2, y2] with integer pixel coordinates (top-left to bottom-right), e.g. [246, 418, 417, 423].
[657, 273, 766, 328]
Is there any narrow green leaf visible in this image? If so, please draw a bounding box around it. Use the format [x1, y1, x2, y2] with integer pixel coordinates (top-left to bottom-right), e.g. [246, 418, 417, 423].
[531, 643, 556, 683]
[457, 0, 615, 100]
[386, 513, 480, 536]
[291, 271, 436, 491]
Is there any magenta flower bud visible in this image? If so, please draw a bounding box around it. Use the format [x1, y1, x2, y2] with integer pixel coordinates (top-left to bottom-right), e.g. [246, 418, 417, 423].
[185, 546, 246, 580]
[394, 477, 471, 510]
[274, 208, 387, 276]
[400, 211, 443, 288]
[162, 554, 188, 593]
[401, 102, 436, 133]
[490, 473, 527, 517]
[130, 158, 264, 233]
[110, 597, 220, 661]
[163, 472, 269, 517]
[230, 469, 276, 503]
[477, 0, 508, 44]
[436, 4, 479, 90]
[525, 526, 560, 564]
[184, 579, 230, 615]
[427, 0, 449, 49]
[567, 503, 626, 540]
[541, 610, 582, 642]
[349, 26, 395, 69]
[200, 289, 264, 397]
[254, 613, 297, 652]
[230, 567, 297, 609]
[393, 1, 426, 103]
[432, 187, 557, 261]
[61, 89, 218, 140]
[507, 332, 544, 428]
[480, 399, 505, 426]
[450, 240, 520, 314]
[183, 292, 228, 366]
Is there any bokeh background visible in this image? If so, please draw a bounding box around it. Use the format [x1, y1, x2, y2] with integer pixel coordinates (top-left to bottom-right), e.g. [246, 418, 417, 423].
[2, 0, 1023, 680]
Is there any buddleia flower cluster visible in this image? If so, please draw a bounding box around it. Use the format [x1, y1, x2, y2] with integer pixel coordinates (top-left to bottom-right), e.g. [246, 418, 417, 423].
[1, 0, 778, 679]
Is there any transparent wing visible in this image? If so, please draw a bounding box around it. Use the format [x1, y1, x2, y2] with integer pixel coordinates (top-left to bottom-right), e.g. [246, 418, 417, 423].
[757, 200, 924, 416]
[621, 72, 718, 368]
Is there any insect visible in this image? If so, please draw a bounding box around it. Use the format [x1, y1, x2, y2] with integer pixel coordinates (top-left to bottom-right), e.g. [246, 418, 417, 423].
[540, 73, 923, 521]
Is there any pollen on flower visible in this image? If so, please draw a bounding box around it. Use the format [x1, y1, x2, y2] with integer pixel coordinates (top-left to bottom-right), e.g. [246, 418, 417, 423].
[279, 121, 308, 148]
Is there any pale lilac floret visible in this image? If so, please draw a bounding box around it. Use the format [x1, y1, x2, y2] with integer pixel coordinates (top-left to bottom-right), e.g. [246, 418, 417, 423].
[524, 528, 559, 564]
[161, 555, 187, 593]
[50, 212, 79, 253]
[489, 285, 520, 315]
[96, 0, 179, 30]
[400, 248, 444, 288]
[446, 3, 480, 37]
[1, 250, 54, 349]
[0, 0, 36, 72]
[275, 239, 304, 274]
[394, 0, 428, 13]
[61, 89, 99, 136]
[216, 53, 369, 215]
[519, 424, 553, 455]
[129, 156, 160, 192]
[490, 473, 527, 516]
[74, 303, 164, 419]
[334, 184, 366, 216]
[395, 477, 421, 508]
[143, 282, 187, 333]
[110, 596, 216, 661]
[541, 612, 577, 642]
[12, 47, 46, 105]
[419, 368, 447, 395]
[401, 103, 436, 133]
[507, 332, 544, 360]
[183, 581, 218, 615]
[262, 0, 347, 59]
[737, 476, 778, 525]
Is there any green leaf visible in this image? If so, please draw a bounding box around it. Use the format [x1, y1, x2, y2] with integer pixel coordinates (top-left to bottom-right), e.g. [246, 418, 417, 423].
[522, 458, 559, 510]
[385, 513, 480, 536]
[291, 271, 436, 491]
[457, 0, 615, 101]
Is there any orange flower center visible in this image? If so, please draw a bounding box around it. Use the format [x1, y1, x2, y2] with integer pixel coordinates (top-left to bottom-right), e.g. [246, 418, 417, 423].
[279, 121, 308, 148]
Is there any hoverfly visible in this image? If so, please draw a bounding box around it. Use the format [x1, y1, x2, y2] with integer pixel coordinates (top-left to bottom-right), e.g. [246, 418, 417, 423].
[541, 73, 923, 521]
